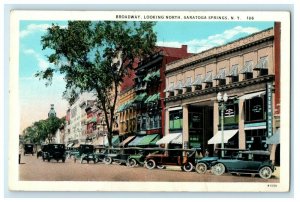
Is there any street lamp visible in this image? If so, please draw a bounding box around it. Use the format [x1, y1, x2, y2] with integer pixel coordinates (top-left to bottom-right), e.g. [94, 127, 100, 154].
[217, 92, 228, 158]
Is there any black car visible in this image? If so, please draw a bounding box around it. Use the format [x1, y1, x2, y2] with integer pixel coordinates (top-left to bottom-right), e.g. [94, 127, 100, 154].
[37, 144, 48, 159]
[211, 150, 275, 179]
[23, 144, 34, 156]
[74, 144, 97, 164]
[43, 144, 66, 163]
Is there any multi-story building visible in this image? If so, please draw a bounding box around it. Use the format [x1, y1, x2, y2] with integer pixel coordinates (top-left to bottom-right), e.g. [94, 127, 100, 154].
[117, 45, 191, 147]
[64, 92, 95, 145]
[164, 23, 280, 164]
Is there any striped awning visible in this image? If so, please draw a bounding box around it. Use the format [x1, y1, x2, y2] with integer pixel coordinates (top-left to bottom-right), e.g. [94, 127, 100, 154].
[156, 133, 181, 145]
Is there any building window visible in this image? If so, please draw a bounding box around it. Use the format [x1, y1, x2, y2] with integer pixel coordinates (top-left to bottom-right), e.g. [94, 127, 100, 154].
[203, 71, 213, 88]
[254, 56, 269, 76]
[227, 64, 239, 83]
[167, 82, 175, 97]
[193, 74, 202, 91]
[184, 77, 192, 93]
[174, 80, 183, 95]
[240, 60, 253, 80]
[219, 102, 239, 125]
[169, 110, 183, 131]
[245, 129, 268, 150]
[244, 96, 266, 122]
[215, 68, 226, 86]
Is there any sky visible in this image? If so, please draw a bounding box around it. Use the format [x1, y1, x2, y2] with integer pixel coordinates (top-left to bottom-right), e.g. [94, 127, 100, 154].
[19, 20, 274, 132]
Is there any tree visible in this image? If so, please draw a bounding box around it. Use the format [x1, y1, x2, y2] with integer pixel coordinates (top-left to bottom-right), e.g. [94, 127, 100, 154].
[35, 21, 157, 146]
[23, 117, 65, 144]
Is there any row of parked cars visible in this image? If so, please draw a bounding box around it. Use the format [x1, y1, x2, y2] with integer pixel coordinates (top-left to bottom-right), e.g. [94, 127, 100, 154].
[32, 143, 275, 179]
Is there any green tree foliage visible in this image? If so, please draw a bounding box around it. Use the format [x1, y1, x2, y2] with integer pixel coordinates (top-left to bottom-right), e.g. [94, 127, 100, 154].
[35, 21, 157, 146]
[23, 117, 65, 144]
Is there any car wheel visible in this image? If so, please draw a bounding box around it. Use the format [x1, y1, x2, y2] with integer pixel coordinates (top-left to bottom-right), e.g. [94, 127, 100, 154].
[195, 163, 207, 174]
[183, 162, 194, 172]
[259, 166, 272, 179]
[145, 159, 156, 170]
[212, 163, 225, 175]
[127, 159, 137, 168]
[104, 157, 112, 164]
[62, 158, 65, 163]
[157, 165, 165, 169]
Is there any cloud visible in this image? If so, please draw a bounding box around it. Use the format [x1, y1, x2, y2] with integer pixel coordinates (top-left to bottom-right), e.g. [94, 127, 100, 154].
[20, 23, 51, 38]
[156, 26, 260, 53]
[23, 48, 49, 70]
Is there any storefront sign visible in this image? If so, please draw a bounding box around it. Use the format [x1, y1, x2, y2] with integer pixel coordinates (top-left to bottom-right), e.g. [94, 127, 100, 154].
[252, 105, 262, 113]
[267, 83, 273, 137]
[224, 108, 234, 117]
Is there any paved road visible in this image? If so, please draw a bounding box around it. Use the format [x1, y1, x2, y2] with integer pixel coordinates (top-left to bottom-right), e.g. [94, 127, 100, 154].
[19, 154, 279, 182]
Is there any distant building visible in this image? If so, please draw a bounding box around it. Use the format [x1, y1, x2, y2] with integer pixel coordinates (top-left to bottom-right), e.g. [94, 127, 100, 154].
[48, 104, 56, 118]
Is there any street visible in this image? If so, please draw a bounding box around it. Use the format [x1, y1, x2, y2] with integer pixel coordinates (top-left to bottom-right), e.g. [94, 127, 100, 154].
[19, 155, 280, 182]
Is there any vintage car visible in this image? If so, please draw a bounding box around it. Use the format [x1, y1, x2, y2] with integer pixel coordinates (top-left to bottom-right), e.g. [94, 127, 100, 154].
[103, 148, 137, 165]
[23, 144, 34, 156]
[144, 148, 199, 172]
[43, 144, 66, 163]
[73, 144, 97, 164]
[37, 144, 48, 159]
[211, 150, 275, 179]
[195, 148, 248, 174]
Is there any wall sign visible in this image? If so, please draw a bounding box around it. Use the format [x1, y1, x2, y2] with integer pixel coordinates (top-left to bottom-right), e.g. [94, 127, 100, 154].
[267, 83, 273, 137]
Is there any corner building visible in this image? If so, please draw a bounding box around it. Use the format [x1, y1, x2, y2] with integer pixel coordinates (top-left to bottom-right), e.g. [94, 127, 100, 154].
[164, 23, 280, 163]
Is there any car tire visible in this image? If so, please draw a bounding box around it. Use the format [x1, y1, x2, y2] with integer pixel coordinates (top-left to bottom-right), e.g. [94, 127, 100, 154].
[62, 158, 65, 163]
[259, 166, 272, 179]
[127, 159, 137, 168]
[183, 162, 194, 172]
[104, 157, 112, 164]
[195, 163, 207, 174]
[157, 165, 166, 169]
[145, 159, 156, 170]
[212, 163, 225, 175]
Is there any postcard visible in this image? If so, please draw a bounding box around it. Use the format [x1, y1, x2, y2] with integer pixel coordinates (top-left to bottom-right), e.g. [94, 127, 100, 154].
[9, 10, 290, 192]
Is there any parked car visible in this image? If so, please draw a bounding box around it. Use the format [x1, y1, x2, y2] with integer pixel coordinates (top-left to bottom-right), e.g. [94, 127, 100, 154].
[103, 148, 137, 165]
[73, 144, 97, 164]
[37, 144, 48, 159]
[195, 148, 248, 174]
[23, 144, 34, 156]
[211, 150, 275, 179]
[43, 144, 66, 163]
[145, 148, 199, 172]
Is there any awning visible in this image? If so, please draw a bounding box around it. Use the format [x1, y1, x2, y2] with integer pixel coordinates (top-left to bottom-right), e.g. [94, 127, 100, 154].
[128, 136, 144, 146]
[171, 134, 182, 144]
[136, 134, 160, 146]
[134, 93, 147, 102]
[104, 136, 120, 146]
[208, 130, 238, 144]
[266, 129, 280, 144]
[67, 143, 74, 147]
[156, 133, 182, 145]
[119, 136, 135, 147]
[239, 91, 265, 100]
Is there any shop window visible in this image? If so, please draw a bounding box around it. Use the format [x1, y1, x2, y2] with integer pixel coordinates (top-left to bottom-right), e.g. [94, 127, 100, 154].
[184, 77, 192, 92]
[244, 96, 266, 122]
[219, 102, 239, 125]
[169, 110, 183, 131]
[203, 71, 213, 88]
[189, 112, 203, 129]
[245, 129, 268, 150]
[141, 116, 147, 130]
[154, 114, 161, 129]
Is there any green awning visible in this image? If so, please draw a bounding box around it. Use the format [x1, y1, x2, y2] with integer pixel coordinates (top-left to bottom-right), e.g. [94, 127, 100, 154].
[128, 136, 144, 146]
[134, 93, 147, 102]
[143, 73, 152, 82]
[137, 134, 160, 146]
[145, 93, 160, 103]
[144, 94, 154, 104]
[117, 103, 126, 112]
[151, 70, 160, 79]
[104, 136, 120, 146]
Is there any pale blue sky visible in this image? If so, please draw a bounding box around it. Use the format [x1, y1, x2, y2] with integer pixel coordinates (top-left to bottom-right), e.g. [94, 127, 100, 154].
[19, 20, 274, 131]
